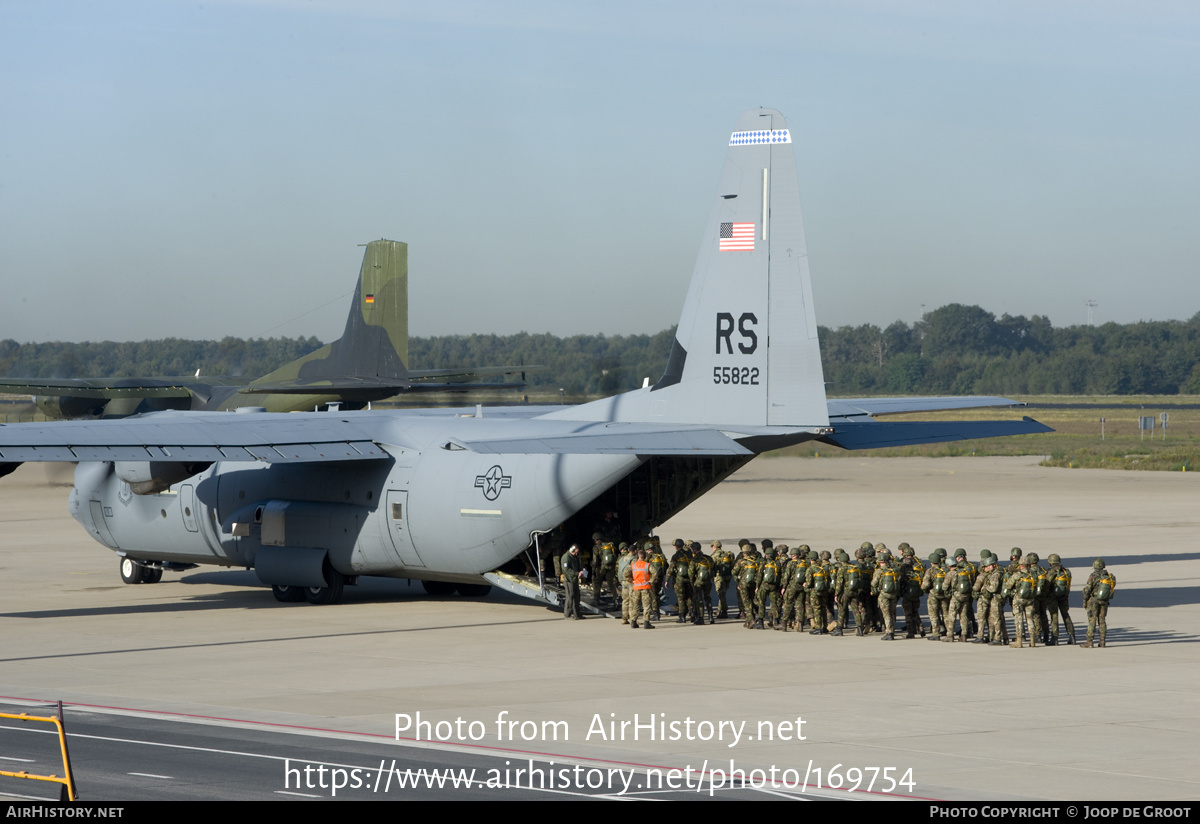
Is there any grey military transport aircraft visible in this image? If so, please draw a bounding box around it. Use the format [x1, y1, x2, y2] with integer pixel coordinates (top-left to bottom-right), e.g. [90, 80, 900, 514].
[0, 109, 1050, 604]
[0, 239, 530, 420]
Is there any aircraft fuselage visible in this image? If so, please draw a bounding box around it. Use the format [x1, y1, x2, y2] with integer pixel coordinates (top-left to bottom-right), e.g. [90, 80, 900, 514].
[69, 445, 645, 586]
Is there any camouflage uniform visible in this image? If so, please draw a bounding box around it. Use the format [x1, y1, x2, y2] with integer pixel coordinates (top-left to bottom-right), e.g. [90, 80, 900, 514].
[970, 550, 993, 642]
[804, 550, 833, 634]
[837, 551, 868, 635]
[732, 548, 761, 628]
[624, 552, 655, 629]
[617, 544, 634, 624]
[732, 539, 750, 618]
[778, 547, 804, 631]
[593, 541, 620, 605]
[1003, 547, 1023, 631]
[756, 542, 782, 628]
[973, 557, 1004, 644]
[951, 549, 977, 637]
[647, 544, 667, 620]
[1082, 559, 1116, 648]
[667, 540, 694, 623]
[711, 541, 734, 619]
[689, 543, 715, 624]
[861, 542, 881, 630]
[944, 556, 975, 642]
[1024, 551, 1050, 643]
[902, 554, 926, 638]
[1006, 559, 1038, 647]
[921, 553, 949, 638]
[870, 555, 900, 640]
[772, 545, 792, 628]
[1045, 554, 1075, 645]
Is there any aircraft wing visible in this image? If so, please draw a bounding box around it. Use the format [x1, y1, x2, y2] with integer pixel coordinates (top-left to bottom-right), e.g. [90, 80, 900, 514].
[408, 365, 542, 383]
[0, 411, 391, 463]
[0, 377, 194, 400]
[827, 396, 1023, 419]
[243, 378, 526, 397]
[239, 377, 412, 396]
[0, 410, 792, 463]
[446, 420, 833, 456]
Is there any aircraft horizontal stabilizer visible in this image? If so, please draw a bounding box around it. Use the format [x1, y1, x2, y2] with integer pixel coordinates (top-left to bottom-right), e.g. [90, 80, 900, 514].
[818, 417, 1053, 450]
[827, 396, 1024, 419]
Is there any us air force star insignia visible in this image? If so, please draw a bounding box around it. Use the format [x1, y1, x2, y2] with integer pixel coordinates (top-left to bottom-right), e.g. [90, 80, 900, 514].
[474, 465, 512, 501]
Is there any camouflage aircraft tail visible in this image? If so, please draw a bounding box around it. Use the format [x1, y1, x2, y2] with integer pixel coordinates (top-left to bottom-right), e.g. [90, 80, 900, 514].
[247, 239, 411, 397]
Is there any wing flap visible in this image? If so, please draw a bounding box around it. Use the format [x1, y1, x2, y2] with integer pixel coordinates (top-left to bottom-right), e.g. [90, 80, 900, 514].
[459, 428, 754, 456]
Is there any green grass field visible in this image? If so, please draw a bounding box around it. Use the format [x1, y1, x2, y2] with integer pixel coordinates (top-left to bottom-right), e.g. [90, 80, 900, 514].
[772, 395, 1199, 470]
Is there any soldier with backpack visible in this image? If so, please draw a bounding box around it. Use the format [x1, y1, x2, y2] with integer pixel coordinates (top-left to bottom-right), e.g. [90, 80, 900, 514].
[835, 549, 868, 636]
[667, 539, 694, 623]
[593, 541, 620, 607]
[944, 556, 975, 643]
[1082, 559, 1117, 648]
[976, 555, 1007, 645]
[871, 553, 901, 640]
[647, 541, 668, 621]
[1006, 558, 1039, 648]
[755, 541, 781, 629]
[733, 544, 761, 628]
[711, 540, 734, 620]
[804, 550, 833, 635]
[689, 542, 715, 624]
[1045, 553, 1076, 645]
[923, 551, 949, 640]
[899, 552, 925, 638]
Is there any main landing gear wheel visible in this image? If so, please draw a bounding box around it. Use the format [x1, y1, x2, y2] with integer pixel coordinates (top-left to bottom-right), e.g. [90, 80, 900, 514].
[421, 580, 456, 596]
[272, 584, 306, 603]
[456, 584, 492, 597]
[143, 563, 163, 584]
[120, 557, 144, 585]
[304, 568, 345, 605]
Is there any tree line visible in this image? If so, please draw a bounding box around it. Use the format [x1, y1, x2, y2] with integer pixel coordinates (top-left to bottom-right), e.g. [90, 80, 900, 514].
[3, 304, 1200, 396]
[0, 337, 324, 383]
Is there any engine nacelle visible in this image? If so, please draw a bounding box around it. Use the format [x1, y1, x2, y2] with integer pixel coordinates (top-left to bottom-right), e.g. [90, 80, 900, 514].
[34, 395, 108, 420]
[114, 461, 212, 495]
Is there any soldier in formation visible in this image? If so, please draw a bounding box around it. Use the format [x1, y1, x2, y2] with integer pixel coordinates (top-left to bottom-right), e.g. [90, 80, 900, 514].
[624, 548, 655, 629]
[1081, 558, 1116, 648]
[582, 533, 1111, 649]
[711, 540, 734, 619]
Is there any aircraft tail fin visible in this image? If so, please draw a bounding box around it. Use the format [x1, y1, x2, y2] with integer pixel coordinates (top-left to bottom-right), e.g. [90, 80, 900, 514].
[251, 239, 410, 389]
[546, 109, 828, 428]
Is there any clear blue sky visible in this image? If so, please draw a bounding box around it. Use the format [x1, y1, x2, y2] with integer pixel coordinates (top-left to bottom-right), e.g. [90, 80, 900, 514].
[3, 1, 1197, 343]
